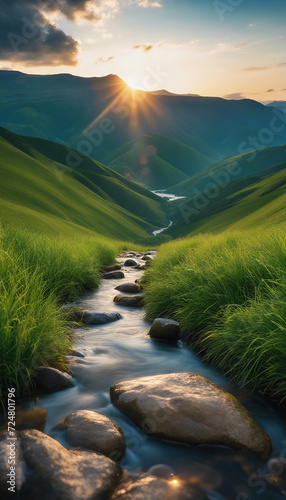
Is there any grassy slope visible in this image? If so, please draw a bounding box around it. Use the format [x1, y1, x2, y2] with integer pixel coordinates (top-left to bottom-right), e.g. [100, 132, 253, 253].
[171, 144, 286, 196]
[168, 155, 286, 239]
[109, 134, 214, 189]
[143, 228, 286, 402]
[0, 128, 167, 240]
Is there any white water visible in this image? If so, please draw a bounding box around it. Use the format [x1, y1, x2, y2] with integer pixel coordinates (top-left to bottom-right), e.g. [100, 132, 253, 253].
[152, 190, 186, 202]
[152, 220, 173, 236]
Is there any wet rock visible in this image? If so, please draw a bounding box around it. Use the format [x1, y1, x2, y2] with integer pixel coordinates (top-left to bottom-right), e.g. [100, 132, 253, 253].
[32, 367, 75, 393]
[103, 264, 122, 273]
[124, 259, 138, 267]
[114, 295, 144, 308]
[111, 475, 208, 500]
[115, 283, 141, 294]
[82, 311, 122, 325]
[0, 431, 26, 498]
[62, 410, 126, 461]
[142, 255, 152, 261]
[70, 350, 85, 358]
[103, 271, 125, 279]
[110, 373, 272, 460]
[15, 408, 47, 432]
[20, 429, 122, 500]
[148, 318, 180, 341]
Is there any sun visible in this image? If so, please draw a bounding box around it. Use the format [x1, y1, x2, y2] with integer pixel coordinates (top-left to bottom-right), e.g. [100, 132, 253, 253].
[125, 76, 141, 89]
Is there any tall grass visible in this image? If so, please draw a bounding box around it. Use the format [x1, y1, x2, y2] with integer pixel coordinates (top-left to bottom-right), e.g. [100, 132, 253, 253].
[143, 227, 286, 402]
[0, 226, 123, 403]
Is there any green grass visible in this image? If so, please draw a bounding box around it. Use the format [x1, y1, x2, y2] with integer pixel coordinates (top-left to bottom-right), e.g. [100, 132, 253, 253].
[0, 127, 167, 240]
[0, 226, 124, 403]
[143, 227, 286, 402]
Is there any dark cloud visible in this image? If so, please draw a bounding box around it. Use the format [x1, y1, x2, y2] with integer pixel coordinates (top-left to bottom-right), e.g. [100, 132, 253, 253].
[95, 56, 114, 64]
[133, 44, 154, 53]
[0, 0, 98, 66]
[267, 89, 275, 93]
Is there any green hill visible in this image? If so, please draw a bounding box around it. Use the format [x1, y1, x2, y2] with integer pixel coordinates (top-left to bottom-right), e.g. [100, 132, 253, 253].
[171, 144, 286, 196]
[169, 160, 286, 238]
[109, 134, 214, 189]
[0, 127, 167, 240]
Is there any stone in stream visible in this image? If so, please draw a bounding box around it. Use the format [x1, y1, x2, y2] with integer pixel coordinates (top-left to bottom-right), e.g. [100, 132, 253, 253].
[32, 367, 75, 393]
[124, 259, 138, 267]
[113, 294, 144, 308]
[142, 255, 153, 261]
[111, 475, 209, 500]
[18, 429, 122, 500]
[61, 410, 126, 461]
[15, 408, 47, 432]
[103, 271, 125, 279]
[115, 283, 141, 294]
[110, 373, 272, 461]
[102, 264, 122, 273]
[82, 311, 122, 325]
[148, 318, 180, 342]
[70, 349, 85, 358]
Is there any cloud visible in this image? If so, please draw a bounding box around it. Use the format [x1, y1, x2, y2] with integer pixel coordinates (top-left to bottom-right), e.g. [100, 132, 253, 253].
[223, 92, 245, 100]
[241, 62, 286, 72]
[134, 0, 163, 7]
[267, 89, 275, 93]
[234, 43, 247, 50]
[0, 1, 79, 66]
[133, 44, 154, 53]
[95, 56, 114, 64]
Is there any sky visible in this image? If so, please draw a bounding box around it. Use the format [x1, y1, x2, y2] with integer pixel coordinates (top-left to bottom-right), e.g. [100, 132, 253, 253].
[0, 0, 286, 101]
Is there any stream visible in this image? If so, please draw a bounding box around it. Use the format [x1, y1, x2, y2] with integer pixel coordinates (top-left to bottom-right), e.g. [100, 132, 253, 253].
[26, 252, 286, 500]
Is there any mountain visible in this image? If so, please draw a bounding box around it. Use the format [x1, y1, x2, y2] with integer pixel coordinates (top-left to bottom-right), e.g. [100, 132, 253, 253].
[1, 70, 286, 165]
[170, 144, 286, 196]
[109, 134, 214, 189]
[0, 127, 167, 240]
[266, 101, 286, 111]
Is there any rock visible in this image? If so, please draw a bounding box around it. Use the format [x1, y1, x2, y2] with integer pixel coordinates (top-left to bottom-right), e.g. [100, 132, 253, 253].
[20, 429, 122, 500]
[124, 259, 137, 267]
[0, 431, 26, 498]
[32, 367, 75, 393]
[115, 283, 141, 294]
[110, 373, 272, 461]
[114, 295, 144, 308]
[82, 311, 122, 325]
[103, 264, 122, 273]
[62, 410, 126, 461]
[103, 271, 125, 279]
[111, 475, 208, 500]
[70, 350, 85, 358]
[142, 255, 152, 261]
[148, 318, 180, 341]
[15, 408, 47, 432]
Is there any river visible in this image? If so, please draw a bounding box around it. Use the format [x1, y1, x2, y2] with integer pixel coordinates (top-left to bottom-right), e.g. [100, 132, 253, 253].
[30, 253, 286, 500]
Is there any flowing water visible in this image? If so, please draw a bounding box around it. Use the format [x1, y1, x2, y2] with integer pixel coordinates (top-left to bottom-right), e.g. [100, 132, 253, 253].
[26, 254, 285, 499]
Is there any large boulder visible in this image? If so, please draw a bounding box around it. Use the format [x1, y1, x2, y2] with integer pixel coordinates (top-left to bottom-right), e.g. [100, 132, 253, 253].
[103, 271, 125, 279]
[19, 429, 122, 500]
[82, 311, 122, 325]
[32, 367, 75, 393]
[115, 283, 141, 294]
[114, 295, 144, 308]
[110, 373, 271, 461]
[124, 259, 137, 267]
[111, 475, 208, 500]
[62, 410, 126, 461]
[148, 318, 180, 341]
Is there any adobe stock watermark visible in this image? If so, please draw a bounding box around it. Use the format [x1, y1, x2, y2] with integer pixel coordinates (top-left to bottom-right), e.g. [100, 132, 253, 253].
[178, 105, 286, 227]
[213, 0, 244, 21]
